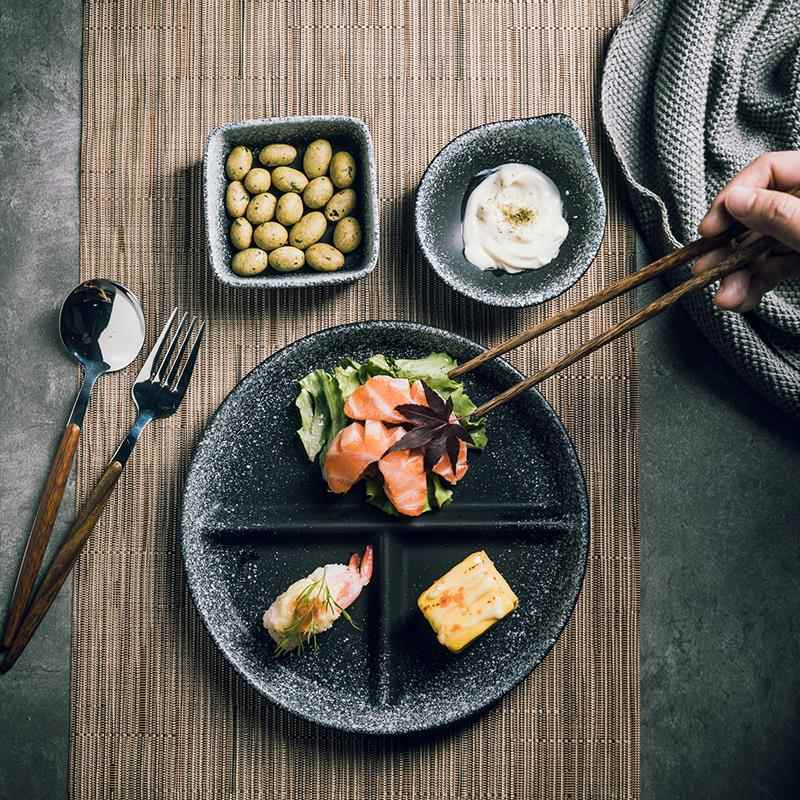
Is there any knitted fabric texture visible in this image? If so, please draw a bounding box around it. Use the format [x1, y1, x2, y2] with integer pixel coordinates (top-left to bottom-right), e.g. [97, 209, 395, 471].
[601, 0, 800, 415]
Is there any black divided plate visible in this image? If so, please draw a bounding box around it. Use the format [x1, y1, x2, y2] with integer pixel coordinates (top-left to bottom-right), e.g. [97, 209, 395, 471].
[181, 321, 589, 734]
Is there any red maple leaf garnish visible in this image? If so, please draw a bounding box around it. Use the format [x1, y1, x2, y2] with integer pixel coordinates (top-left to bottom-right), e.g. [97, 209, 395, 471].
[385, 382, 473, 472]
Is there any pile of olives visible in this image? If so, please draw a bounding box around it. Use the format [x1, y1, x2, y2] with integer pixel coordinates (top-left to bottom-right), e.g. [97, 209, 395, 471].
[224, 139, 362, 276]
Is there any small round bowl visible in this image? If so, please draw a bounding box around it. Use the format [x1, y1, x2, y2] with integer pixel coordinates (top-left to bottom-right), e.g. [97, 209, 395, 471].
[415, 115, 606, 308]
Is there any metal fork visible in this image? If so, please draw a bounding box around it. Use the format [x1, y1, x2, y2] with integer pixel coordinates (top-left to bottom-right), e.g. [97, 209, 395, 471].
[0, 310, 204, 673]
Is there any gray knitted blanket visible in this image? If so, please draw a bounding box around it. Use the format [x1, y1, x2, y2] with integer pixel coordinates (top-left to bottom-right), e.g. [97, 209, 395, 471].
[601, 0, 800, 416]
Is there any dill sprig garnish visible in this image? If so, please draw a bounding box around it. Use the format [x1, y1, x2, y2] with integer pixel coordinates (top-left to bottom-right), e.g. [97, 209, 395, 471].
[273, 567, 360, 657]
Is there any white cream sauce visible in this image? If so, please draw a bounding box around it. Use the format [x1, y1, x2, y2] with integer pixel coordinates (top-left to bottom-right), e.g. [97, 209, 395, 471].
[462, 163, 569, 273]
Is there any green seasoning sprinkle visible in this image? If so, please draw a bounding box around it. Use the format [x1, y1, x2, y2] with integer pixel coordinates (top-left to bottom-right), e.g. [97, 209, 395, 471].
[501, 205, 536, 226]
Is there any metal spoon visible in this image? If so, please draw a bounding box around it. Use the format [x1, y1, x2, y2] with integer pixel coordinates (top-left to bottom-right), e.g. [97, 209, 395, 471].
[1, 279, 145, 649]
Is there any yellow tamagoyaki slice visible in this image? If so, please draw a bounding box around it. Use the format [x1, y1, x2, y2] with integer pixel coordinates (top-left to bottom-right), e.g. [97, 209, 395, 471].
[417, 551, 518, 653]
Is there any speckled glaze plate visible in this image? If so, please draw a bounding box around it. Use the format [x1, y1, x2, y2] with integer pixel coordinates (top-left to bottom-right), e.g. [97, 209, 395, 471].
[182, 321, 589, 734]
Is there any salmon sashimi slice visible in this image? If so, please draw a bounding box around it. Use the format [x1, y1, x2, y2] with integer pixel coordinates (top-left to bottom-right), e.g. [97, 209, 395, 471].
[432, 440, 468, 484]
[410, 379, 427, 405]
[363, 418, 405, 455]
[344, 375, 416, 423]
[409, 380, 469, 484]
[323, 420, 406, 494]
[378, 450, 429, 517]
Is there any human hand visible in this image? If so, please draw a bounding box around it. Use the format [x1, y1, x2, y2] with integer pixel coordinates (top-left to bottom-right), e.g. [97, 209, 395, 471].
[693, 151, 800, 312]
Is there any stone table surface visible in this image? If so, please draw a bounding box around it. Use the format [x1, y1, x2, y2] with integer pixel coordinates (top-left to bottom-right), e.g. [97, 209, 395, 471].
[1, 3, 798, 798]
[0, 2, 81, 799]
[638, 281, 800, 800]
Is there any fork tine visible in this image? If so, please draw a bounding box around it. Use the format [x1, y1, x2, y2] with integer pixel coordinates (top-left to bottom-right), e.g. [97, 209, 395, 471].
[171, 321, 205, 396]
[165, 316, 197, 387]
[153, 311, 189, 382]
[135, 308, 178, 383]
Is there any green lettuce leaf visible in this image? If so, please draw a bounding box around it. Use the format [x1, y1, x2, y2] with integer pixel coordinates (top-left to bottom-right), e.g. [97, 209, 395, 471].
[295, 369, 346, 462]
[429, 475, 454, 508]
[295, 371, 328, 461]
[448, 385, 488, 450]
[365, 476, 445, 515]
[357, 354, 397, 380]
[394, 352, 461, 393]
[333, 362, 362, 401]
[364, 476, 399, 516]
[320, 371, 347, 446]
[391, 353, 487, 448]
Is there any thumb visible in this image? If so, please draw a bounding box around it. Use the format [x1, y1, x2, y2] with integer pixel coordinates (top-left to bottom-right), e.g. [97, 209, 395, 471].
[725, 186, 800, 252]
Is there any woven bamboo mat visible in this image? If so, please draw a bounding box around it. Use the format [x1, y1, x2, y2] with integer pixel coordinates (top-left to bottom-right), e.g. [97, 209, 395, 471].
[74, 1, 639, 797]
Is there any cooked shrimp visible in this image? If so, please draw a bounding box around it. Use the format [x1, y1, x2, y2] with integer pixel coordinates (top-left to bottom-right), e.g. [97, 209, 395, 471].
[263, 545, 373, 654]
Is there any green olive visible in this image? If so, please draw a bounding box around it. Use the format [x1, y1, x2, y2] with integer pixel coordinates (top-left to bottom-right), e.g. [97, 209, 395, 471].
[288, 211, 327, 250]
[258, 143, 297, 167]
[230, 217, 253, 250]
[253, 221, 289, 251]
[276, 192, 304, 226]
[243, 167, 271, 194]
[306, 243, 345, 272]
[245, 192, 277, 224]
[225, 180, 249, 218]
[324, 188, 357, 222]
[303, 139, 333, 178]
[271, 166, 309, 193]
[231, 248, 269, 276]
[302, 176, 335, 210]
[225, 146, 253, 180]
[332, 217, 362, 254]
[330, 151, 356, 188]
[269, 246, 305, 272]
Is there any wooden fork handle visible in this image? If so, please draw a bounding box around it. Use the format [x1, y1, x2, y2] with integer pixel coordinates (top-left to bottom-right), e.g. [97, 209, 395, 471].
[0, 460, 123, 674]
[2, 422, 81, 649]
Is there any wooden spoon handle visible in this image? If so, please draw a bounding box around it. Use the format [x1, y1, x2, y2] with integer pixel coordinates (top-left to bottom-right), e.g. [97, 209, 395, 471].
[2, 422, 81, 648]
[0, 460, 123, 673]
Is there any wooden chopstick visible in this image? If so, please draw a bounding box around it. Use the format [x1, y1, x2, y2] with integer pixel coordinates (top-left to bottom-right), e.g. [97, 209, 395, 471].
[467, 230, 777, 419]
[454, 186, 800, 406]
[449, 228, 745, 380]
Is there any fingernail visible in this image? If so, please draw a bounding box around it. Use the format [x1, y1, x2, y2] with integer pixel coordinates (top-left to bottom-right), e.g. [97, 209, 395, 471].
[726, 186, 756, 216]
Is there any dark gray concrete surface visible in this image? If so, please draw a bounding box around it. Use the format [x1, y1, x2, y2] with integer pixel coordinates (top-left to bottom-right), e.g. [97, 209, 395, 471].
[0, 2, 82, 799]
[639, 279, 800, 800]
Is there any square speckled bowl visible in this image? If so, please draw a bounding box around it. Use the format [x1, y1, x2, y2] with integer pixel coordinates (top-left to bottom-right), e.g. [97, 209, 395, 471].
[204, 116, 379, 288]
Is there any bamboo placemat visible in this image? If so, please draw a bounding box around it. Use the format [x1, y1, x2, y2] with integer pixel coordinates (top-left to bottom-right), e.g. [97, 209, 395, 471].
[74, 1, 639, 797]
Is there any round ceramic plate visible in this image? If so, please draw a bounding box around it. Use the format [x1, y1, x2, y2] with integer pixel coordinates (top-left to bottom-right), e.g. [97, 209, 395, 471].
[415, 115, 606, 308]
[182, 321, 589, 734]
